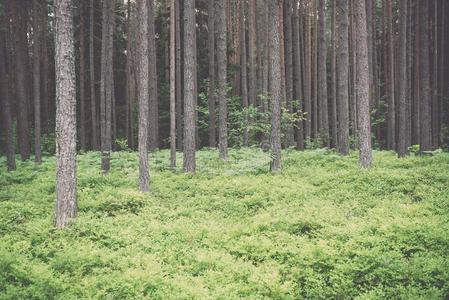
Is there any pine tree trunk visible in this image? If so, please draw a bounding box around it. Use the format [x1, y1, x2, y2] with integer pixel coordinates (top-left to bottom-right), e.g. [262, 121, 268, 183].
[11, 0, 31, 161]
[240, 0, 249, 146]
[354, 0, 373, 168]
[183, 0, 197, 171]
[90, 0, 99, 150]
[55, 0, 77, 229]
[318, 0, 329, 147]
[269, 0, 282, 172]
[419, 0, 432, 152]
[397, 0, 409, 157]
[208, 0, 216, 148]
[330, 0, 338, 148]
[170, 0, 176, 168]
[148, 0, 159, 150]
[336, 0, 350, 155]
[293, 0, 304, 150]
[385, 0, 396, 150]
[248, 0, 256, 109]
[137, 0, 150, 191]
[217, 0, 228, 160]
[175, 0, 182, 149]
[0, 27, 16, 171]
[79, 0, 86, 151]
[304, 2, 312, 141]
[284, 0, 295, 147]
[33, 0, 42, 163]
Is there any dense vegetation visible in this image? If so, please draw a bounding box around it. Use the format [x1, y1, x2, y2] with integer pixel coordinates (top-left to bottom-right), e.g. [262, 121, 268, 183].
[1, 149, 449, 299]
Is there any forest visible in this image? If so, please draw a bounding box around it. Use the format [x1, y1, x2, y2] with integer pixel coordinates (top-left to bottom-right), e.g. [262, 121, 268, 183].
[1, 0, 449, 298]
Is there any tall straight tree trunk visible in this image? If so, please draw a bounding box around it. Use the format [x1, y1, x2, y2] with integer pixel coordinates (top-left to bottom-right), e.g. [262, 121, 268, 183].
[304, 2, 312, 141]
[175, 0, 182, 149]
[207, 0, 216, 147]
[354, 0, 373, 168]
[330, 0, 338, 148]
[126, 0, 136, 149]
[183, 0, 196, 171]
[79, 0, 87, 151]
[217, 0, 228, 160]
[170, 0, 176, 168]
[385, 0, 396, 150]
[137, 0, 150, 191]
[11, 0, 30, 161]
[90, 0, 99, 150]
[240, 0, 249, 146]
[55, 0, 77, 229]
[100, 0, 113, 173]
[33, 0, 42, 163]
[248, 0, 256, 109]
[397, 0, 409, 157]
[317, 0, 329, 147]
[293, 0, 304, 150]
[336, 0, 350, 155]
[419, 0, 432, 152]
[148, 0, 159, 150]
[284, 0, 295, 146]
[41, 2, 50, 135]
[269, 0, 282, 172]
[312, 1, 318, 140]
[0, 27, 16, 171]
[412, 0, 420, 145]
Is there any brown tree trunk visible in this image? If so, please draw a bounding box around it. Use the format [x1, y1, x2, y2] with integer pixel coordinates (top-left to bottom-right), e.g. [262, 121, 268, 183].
[317, 0, 329, 147]
[55, 0, 77, 229]
[183, 0, 196, 171]
[248, 0, 256, 109]
[137, 0, 150, 191]
[33, 0, 42, 163]
[412, 0, 420, 145]
[354, 0, 373, 168]
[217, 0, 228, 160]
[170, 0, 176, 168]
[293, 0, 304, 150]
[330, 0, 338, 148]
[148, 0, 159, 150]
[175, 0, 182, 149]
[240, 0, 249, 146]
[126, 0, 136, 149]
[385, 0, 396, 150]
[336, 0, 350, 155]
[208, 0, 216, 148]
[304, 2, 312, 141]
[79, 0, 87, 151]
[90, 0, 99, 150]
[284, 0, 295, 146]
[397, 0, 409, 157]
[11, 0, 31, 161]
[269, 0, 282, 172]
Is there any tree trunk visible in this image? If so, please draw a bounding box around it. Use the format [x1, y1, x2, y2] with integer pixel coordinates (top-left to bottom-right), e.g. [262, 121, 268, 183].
[293, 0, 304, 150]
[90, 0, 99, 150]
[397, 0, 409, 157]
[11, 0, 31, 161]
[33, 0, 42, 163]
[79, 0, 87, 151]
[55, 0, 77, 229]
[336, 0, 350, 155]
[248, 0, 256, 109]
[240, 0, 249, 146]
[148, 0, 159, 150]
[126, 0, 136, 149]
[217, 0, 228, 160]
[318, 0, 329, 147]
[207, 0, 216, 148]
[354, 0, 373, 168]
[269, 0, 282, 172]
[170, 0, 176, 168]
[330, 0, 338, 148]
[183, 0, 196, 171]
[385, 0, 396, 150]
[419, 0, 432, 152]
[284, 0, 295, 146]
[175, 0, 183, 149]
[0, 26, 16, 171]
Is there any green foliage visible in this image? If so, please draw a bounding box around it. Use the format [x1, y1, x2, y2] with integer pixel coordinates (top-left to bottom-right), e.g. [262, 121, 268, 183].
[1, 150, 449, 299]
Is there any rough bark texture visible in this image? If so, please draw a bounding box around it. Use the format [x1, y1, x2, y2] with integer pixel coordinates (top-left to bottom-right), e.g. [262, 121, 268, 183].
[79, 0, 86, 151]
[90, 0, 99, 150]
[419, 0, 432, 152]
[240, 0, 249, 146]
[385, 0, 396, 150]
[170, 0, 176, 168]
[354, 0, 373, 168]
[11, 0, 30, 161]
[148, 0, 159, 150]
[217, 0, 228, 160]
[126, 0, 136, 149]
[318, 0, 329, 147]
[207, 0, 216, 148]
[304, 3, 312, 141]
[0, 25, 16, 171]
[284, 0, 295, 146]
[269, 0, 282, 172]
[33, 0, 42, 163]
[137, 0, 150, 191]
[293, 1, 304, 150]
[330, 0, 338, 148]
[55, 0, 77, 229]
[397, 0, 409, 157]
[248, 0, 256, 109]
[175, 0, 182, 149]
[336, 0, 350, 155]
[183, 0, 196, 171]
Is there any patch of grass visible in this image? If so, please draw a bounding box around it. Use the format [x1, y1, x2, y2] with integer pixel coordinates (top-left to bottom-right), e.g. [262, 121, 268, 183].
[1, 149, 449, 299]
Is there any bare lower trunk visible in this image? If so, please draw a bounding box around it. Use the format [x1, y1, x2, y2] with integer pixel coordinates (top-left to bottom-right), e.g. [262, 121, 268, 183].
[170, 0, 176, 168]
[55, 0, 77, 229]
[148, 0, 159, 150]
[33, 0, 42, 163]
[90, 0, 99, 150]
[318, 0, 329, 147]
[208, 0, 216, 148]
[217, 0, 228, 160]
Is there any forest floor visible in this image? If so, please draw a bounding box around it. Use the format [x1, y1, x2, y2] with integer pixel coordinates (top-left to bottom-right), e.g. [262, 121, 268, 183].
[1, 149, 449, 299]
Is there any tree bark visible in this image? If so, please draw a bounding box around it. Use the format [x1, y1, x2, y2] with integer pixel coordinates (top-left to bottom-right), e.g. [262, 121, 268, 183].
[148, 0, 159, 150]
[33, 0, 42, 163]
[330, 0, 338, 148]
[293, 0, 304, 150]
[207, 0, 216, 148]
[385, 0, 396, 150]
[170, 0, 176, 168]
[90, 0, 99, 150]
[284, 0, 295, 146]
[336, 0, 350, 155]
[354, 0, 373, 168]
[240, 0, 249, 146]
[397, 0, 409, 157]
[79, 0, 87, 151]
[269, 0, 282, 172]
[55, 0, 77, 229]
[175, 0, 182, 149]
[137, 0, 150, 191]
[183, 0, 196, 171]
[318, 0, 329, 147]
[217, 0, 228, 160]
